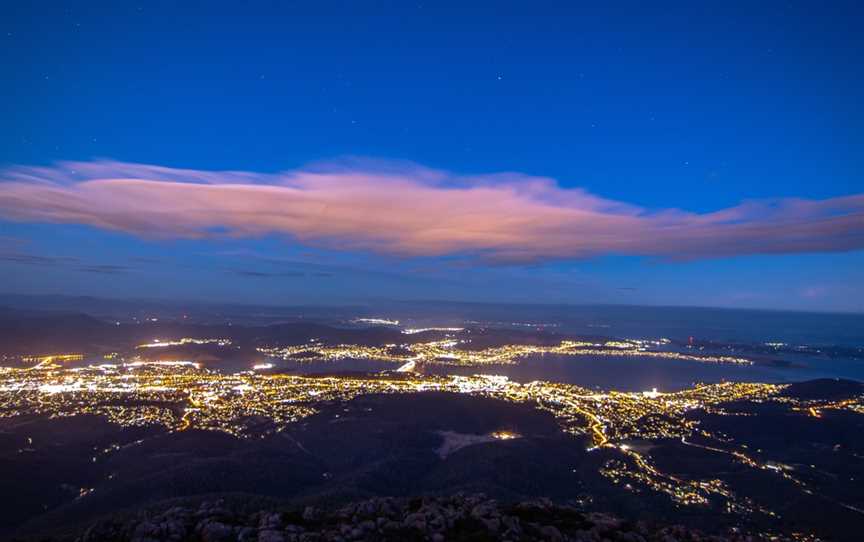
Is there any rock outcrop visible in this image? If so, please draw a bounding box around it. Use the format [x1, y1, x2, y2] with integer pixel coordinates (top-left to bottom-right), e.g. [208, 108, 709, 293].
[74, 494, 781, 542]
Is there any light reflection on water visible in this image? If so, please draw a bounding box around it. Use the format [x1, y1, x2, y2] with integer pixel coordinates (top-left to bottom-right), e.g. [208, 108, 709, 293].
[276, 357, 395, 375]
[426, 353, 864, 391]
[272, 353, 864, 392]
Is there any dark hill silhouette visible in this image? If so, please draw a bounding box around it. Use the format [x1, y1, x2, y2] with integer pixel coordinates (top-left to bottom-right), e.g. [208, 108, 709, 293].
[779, 378, 864, 400]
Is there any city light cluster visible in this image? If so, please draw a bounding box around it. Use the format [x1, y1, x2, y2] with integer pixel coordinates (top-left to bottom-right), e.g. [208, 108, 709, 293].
[2, 346, 860, 524]
[136, 337, 232, 349]
[258, 337, 753, 368]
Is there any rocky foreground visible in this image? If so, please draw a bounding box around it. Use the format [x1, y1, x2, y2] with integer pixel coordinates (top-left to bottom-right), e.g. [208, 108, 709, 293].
[75, 494, 779, 542]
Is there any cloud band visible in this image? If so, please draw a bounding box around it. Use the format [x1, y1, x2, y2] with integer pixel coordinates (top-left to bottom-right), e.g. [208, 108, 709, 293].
[1, 160, 862, 262]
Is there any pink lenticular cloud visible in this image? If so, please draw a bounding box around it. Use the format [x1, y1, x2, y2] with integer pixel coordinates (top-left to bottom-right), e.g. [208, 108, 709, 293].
[0, 159, 863, 262]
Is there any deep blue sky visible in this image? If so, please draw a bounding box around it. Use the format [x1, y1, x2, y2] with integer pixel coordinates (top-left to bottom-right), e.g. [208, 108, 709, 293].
[1, 1, 862, 311]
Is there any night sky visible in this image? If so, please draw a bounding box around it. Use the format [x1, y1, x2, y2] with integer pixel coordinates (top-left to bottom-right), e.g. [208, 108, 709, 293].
[1, 1, 862, 311]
